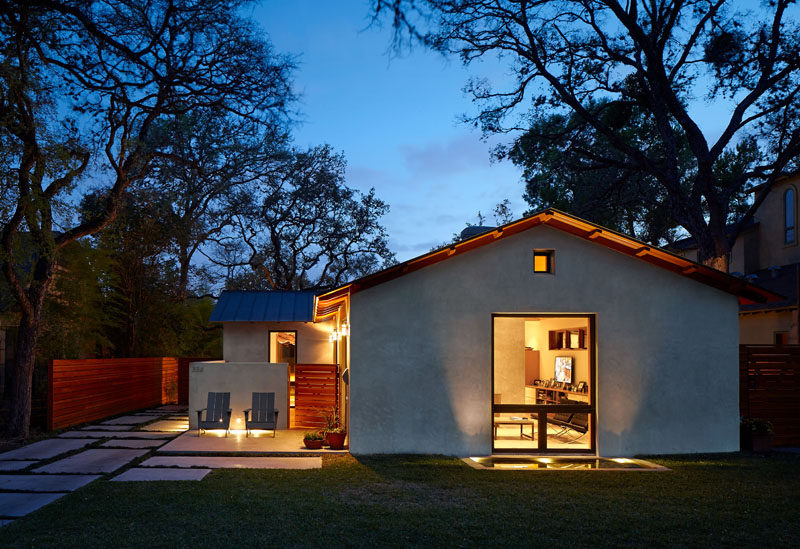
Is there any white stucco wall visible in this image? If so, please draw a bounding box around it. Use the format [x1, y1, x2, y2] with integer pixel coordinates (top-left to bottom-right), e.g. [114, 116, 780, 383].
[222, 320, 335, 364]
[188, 361, 288, 430]
[349, 225, 740, 456]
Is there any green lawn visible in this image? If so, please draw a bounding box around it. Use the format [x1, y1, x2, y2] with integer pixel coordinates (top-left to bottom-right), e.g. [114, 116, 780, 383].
[2, 452, 798, 547]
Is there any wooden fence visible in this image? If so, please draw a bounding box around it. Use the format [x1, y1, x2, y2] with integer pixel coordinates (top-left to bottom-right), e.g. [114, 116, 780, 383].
[740, 344, 800, 446]
[48, 357, 179, 430]
[294, 363, 339, 429]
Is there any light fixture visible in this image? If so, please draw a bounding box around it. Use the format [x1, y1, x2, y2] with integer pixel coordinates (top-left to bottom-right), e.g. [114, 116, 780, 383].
[340, 321, 349, 337]
[329, 330, 339, 342]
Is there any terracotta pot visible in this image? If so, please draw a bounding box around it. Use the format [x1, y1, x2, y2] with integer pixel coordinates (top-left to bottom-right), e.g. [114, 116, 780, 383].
[327, 431, 347, 450]
[750, 433, 773, 453]
[303, 439, 323, 450]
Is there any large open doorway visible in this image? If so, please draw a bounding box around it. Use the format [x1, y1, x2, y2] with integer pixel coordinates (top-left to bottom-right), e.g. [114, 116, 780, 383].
[492, 314, 596, 454]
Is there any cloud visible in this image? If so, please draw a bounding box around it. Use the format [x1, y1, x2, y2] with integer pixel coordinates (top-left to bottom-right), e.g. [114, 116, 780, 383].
[399, 134, 494, 176]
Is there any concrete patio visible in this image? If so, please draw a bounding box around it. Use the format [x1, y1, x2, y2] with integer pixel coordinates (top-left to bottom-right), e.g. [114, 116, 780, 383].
[158, 429, 348, 454]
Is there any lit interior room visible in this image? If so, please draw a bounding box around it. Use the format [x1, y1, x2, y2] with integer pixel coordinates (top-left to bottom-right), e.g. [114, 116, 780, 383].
[493, 315, 593, 452]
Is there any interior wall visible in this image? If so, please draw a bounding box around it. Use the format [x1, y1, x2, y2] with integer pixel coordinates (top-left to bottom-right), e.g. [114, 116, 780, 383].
[492, 317, 525, 404]
[532, 317, 590, 386]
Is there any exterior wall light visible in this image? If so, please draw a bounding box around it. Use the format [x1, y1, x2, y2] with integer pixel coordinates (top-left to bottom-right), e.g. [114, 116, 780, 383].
[340, 321, 349, 337]
[329, 330, 339, 342]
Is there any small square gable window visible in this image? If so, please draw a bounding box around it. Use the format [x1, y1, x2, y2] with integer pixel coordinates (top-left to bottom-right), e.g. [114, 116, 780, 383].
[533, 250, 554, 273]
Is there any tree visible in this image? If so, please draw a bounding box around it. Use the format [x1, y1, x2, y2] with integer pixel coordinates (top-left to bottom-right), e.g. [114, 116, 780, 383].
[0, 0, 294, 438]
[502, 98, 754, 244]
[218, 145, 396, 290]
[143, 108, 290, 300]
[372, 0, 800, 268]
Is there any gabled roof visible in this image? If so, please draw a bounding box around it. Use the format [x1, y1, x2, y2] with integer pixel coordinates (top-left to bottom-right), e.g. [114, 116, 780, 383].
[210, 290, 317, 322]
[316, 209, 782, 313]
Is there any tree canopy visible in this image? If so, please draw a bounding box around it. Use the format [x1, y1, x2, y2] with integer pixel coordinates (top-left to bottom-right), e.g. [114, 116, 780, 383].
[0, 0, 294, 437]
[372, 0, 800, 267]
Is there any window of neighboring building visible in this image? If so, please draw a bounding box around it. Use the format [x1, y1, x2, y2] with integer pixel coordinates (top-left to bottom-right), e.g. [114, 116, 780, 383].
[775, 331, 789, 345]
[533, 250, 554, 273]
[784, 187, 796, 244]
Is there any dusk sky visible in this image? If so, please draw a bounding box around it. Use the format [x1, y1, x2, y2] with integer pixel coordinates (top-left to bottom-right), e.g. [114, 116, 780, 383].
[255, 2, 524, 262]
[255, 1, 735, 262]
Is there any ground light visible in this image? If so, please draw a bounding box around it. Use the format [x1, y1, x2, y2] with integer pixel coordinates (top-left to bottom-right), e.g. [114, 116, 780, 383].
[465, 456, 667, 471]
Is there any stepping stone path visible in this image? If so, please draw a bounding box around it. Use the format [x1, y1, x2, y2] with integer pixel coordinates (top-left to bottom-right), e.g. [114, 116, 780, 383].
[0, 405, 319, 528]
[33, 449, 148, 474]
[0, 461, 37, 471]
[0, 474, 100, 492]
[140, 456, 322, 469]
[101, 440, 165, 449]
[102, 415, 161, 425]
[60, 431, 175, 439]
[0, 438, 95, 461]
[139, 420, 188, 432]
[0, 493, 67, 518]
[0, 413, 180, 526]
[111, 468, 211, 481]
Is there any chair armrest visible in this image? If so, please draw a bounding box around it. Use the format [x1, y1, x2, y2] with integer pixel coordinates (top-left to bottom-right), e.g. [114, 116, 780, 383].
[243, 409, 251, 421]
[243, 408, 252, 412]
[196, 409, 205, 422]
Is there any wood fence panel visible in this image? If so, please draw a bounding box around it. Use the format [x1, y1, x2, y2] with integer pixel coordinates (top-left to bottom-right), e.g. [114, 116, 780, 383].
[48, 357, 180, 431]
[294, 364, 339, 429]
[740, 344, 800, 446]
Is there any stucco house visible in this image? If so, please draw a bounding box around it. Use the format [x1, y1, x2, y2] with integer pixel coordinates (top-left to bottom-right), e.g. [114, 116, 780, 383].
[672, 174, 800, 344]
[204, 209, 777, 457]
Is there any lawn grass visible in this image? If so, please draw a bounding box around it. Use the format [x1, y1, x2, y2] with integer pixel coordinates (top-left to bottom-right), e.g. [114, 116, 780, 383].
[1, 452, 798, 547]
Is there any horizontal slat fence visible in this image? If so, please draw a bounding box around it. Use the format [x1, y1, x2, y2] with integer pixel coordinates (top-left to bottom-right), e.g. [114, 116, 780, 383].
[740, 345, 800, 446]
[48, 357, 179, 430]
[294, 363, 339, 429]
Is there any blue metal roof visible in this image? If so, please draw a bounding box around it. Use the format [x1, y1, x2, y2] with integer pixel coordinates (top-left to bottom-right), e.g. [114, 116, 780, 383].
[209, 291, 317, 322]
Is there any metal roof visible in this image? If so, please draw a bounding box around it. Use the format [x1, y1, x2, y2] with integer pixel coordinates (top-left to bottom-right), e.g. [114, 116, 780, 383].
[209, 290, 317, 322]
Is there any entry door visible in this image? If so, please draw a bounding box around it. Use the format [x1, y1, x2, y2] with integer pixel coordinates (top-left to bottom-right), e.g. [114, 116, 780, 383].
[491, 314, 596, 454]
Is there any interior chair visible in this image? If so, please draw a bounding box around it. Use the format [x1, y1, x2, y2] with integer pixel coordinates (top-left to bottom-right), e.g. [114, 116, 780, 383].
[243, 392, 279, 437]
[196, 392, 232, 437]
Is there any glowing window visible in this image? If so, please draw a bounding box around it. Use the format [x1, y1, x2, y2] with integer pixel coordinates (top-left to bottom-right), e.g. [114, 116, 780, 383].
[533, 250, 554, 273]
[785, 187, 796, 244]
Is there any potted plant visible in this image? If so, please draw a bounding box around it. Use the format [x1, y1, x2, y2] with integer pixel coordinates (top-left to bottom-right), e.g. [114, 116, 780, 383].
[316, 406, 340, 446]
[326, 426, 347, 450]
[741, 418, 774, 452]
[303, 431, 324, 450]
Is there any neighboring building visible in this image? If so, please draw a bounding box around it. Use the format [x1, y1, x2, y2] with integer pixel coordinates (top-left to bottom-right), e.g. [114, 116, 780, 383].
[206, 209, 777, 457]
[671, 174, 800, 344]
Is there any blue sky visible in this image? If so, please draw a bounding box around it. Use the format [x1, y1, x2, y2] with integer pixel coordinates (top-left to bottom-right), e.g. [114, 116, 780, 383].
[254, 2, 524, 261]
[253, 1, 741, 262]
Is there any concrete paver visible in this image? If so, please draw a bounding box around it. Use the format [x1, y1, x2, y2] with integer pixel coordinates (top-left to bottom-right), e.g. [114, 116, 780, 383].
[100, 439, 165, 449]
[140, 456, 321, 469]
[139, 420, 188, 432]
[80, 425, 131, 431]
[0, 461, 37, 471]
[111, 468, 211, 481]
[0, 438, 95, 461]
[0, 492, 67, 517]
[0, 474, 100, 492]
[102, 415, 160, 425]
[60, 431, 175, 439]
[33, 449, 148, 474]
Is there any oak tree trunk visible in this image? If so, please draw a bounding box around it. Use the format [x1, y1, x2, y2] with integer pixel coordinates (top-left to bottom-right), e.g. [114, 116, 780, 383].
[6, 313, 40, 439]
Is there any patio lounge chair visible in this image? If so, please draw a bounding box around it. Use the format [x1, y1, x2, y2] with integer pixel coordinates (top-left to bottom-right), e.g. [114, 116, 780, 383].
[196, 392, 232, 437]
[243, 392, 279, 437]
